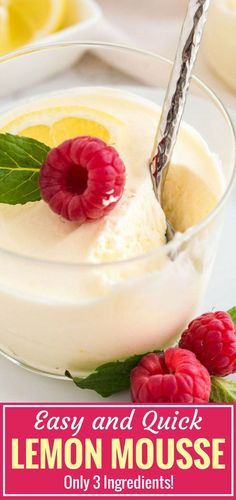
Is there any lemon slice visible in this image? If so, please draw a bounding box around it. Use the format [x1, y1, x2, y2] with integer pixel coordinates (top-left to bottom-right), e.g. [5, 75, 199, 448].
[0, 103, 124, 147]
[0, 0, 66, 55]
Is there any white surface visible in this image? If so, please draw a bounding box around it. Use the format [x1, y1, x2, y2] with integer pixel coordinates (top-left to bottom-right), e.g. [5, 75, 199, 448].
[95, 0, 236, 110]
[0, 109, 235, 403]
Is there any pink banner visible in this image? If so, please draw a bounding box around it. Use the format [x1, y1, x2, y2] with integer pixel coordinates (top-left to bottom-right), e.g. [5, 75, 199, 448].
[0, 403, 234, 499]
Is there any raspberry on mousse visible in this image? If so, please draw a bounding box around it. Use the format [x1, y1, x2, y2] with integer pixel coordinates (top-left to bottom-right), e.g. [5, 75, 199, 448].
[179, 311, 236, 377]
[130, 348, 211, 403]
[39, 136, 126, 223]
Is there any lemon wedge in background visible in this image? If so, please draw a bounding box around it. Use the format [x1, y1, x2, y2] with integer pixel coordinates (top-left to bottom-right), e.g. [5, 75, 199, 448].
[0, 0, 66, 55]
[1, 105, 124, 147]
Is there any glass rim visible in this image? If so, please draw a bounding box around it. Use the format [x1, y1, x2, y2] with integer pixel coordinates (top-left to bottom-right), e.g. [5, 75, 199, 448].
[0, 40, 235, 270]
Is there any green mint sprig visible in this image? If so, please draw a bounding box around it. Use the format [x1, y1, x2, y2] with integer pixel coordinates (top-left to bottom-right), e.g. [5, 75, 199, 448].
[210, 377, 236, 403]
[66, 351, 161, 398]
[67, 308, 236, 400]
[228, 306, 236, 325]
[0, 133, 49, 204]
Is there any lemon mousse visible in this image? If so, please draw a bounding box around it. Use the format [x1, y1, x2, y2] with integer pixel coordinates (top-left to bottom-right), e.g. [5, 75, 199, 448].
[0, 87, 224, 375]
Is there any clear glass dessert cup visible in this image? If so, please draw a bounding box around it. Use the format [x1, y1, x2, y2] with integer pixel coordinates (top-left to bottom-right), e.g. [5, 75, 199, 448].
[0, 42, 235, 379]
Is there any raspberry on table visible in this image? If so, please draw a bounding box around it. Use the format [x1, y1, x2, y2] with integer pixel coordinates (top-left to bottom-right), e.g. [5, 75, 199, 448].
[130, 348, 211, 403]
[39, 136, 126, 223]
[179, 311, 236, 377]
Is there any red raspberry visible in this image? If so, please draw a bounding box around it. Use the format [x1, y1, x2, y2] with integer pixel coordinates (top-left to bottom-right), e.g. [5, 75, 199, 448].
[179, 311, 236, 377]
[131, 348, 211, 403]
[39, 136, 126, 222]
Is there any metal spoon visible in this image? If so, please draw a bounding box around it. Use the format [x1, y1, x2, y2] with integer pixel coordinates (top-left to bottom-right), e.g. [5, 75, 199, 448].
[150, 0, 211, 241]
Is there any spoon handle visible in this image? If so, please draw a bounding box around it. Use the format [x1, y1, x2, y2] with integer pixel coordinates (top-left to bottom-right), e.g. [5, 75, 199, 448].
[150, 0, 211, 202]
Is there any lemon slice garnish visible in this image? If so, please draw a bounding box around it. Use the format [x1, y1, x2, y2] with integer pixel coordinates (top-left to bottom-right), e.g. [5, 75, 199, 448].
[1, 104, 124, 147]
[0, 0, 66, 55]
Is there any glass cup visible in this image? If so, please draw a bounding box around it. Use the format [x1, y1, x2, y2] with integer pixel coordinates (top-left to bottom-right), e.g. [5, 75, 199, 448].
[0, 42, 235, 378]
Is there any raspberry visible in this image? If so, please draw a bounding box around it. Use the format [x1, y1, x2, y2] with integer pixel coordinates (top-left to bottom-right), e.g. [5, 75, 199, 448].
[39, 136, 126, 222]
[179, 311, 236, 377]
[131, 348, 211, 403]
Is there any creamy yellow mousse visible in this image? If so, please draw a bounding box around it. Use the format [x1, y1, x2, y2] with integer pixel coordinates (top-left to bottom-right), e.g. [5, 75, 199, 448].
[0, 87, 224, 375]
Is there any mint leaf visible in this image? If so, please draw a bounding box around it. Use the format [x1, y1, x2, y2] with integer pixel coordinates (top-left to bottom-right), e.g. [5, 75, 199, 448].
[210, 377, 236, 402]
[0, 133, 50, 204]
[66, 351, 161, 397]
[228, 307, 236, 325]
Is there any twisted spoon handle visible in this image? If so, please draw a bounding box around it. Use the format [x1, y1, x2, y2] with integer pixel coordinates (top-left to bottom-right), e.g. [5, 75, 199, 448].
[150, 0, 211, 203]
